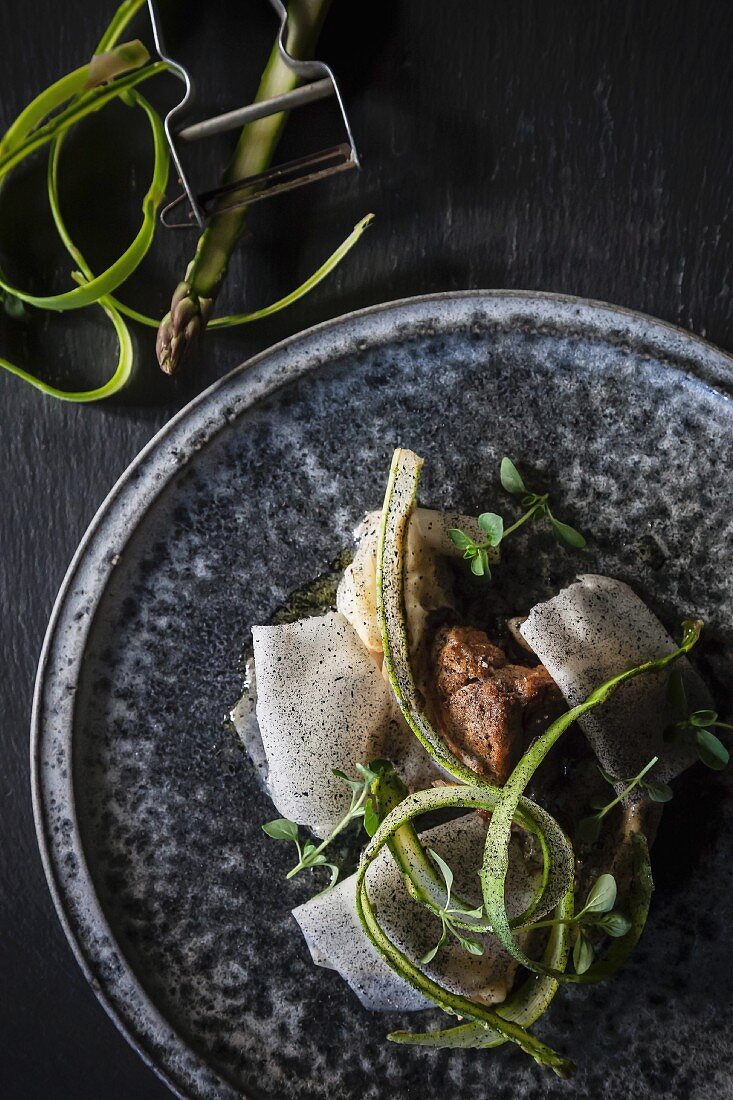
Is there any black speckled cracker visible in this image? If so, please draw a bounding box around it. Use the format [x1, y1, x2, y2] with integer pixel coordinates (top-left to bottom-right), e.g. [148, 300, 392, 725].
[33, 292, 733, 1099]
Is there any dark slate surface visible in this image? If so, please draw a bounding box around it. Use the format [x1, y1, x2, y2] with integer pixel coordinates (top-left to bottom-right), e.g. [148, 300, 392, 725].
[1, 2, 732, 1098]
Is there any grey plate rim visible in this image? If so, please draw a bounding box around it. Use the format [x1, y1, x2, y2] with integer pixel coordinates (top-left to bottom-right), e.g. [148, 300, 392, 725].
[30, 289, 733, 1100]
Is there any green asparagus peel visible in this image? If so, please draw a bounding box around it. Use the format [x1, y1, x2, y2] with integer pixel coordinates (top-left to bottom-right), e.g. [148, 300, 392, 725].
[376, 447, 574, 925]
[0, 0, 371, 400]
[481, 619, 702, 983]
[156, 0, 335, 373]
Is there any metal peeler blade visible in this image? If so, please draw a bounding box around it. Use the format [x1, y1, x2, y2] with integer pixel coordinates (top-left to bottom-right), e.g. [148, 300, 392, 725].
[147, 0, 360, 230]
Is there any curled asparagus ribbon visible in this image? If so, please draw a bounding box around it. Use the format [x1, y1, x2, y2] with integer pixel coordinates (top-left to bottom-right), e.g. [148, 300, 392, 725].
[0, 0, 371, 400]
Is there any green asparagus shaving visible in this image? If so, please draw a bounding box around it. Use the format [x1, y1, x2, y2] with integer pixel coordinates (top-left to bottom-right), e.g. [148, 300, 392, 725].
[576, 755, 672, 845]
[262, 760, 386, 894]
[449, 456, 586, 577]
[481, 618, 702, 983]
[665, 670, 731, 770]
[0, 6, 165, 400]
[0, 0, 372, 399]
[354, 784, 575, 1077]
[207, 214, 374, 329]
[376, 447, 574, 925]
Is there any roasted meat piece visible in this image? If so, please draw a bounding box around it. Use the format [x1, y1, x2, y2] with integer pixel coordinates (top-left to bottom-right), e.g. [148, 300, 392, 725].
[431, 625, 566, 783]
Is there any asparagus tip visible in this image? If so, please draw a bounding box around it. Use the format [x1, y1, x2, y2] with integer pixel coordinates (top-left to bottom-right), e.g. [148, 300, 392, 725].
[156, 282, 213, 374]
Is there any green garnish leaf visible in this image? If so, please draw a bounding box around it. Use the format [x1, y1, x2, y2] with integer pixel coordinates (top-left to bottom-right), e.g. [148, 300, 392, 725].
[549, 515, 587, 549]
[572, 932, 594, 975]
[690, 709, 719, 728]
[596, 911, 632, 938]
[428, 848, 454, 905]
[500, 457, 526, 495]
[262, 818, 299, 841]
[456, 934, 484, 956]
[456, 905, 485, 921]
[470, 552, 486, 577]
[421, 923, 447, 966]
[695, 728, 730, 771]
[363, 796, 380, 838]
[643, 778, 674, 803]
[477, 512, 504, 546]
[583, 874, 617, 914]
[448, 528, 476, 551]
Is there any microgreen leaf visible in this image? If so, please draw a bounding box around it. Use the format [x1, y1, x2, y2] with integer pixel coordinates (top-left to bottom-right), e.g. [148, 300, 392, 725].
[428, 848, 454, 908]
[456, 934, 484, 956]
[572, 932, 594, 975]
[477, 512, 504, 546]
[363, 796, 380, 837]
[421, 922, 447, 965]
[642, 778, 674, 803]
[500, 457, 526, 495]
[690, 709, 719, 728]
[666, 669, 688, 717]
[470, 552, 486, 577]
[549, 515, 587, 549]
[695, 728, 730, 771]
[596, 911, 632, 938]
[452, 905, 484, 921]
[262, 818, 299, 842]
[583, 874, 617, 914]
[275, 761, 396, 895]
[448, 528, 476, 551]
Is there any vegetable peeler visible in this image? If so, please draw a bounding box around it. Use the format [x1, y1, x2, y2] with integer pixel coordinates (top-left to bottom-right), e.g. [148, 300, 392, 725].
[147, 0, 360, 230]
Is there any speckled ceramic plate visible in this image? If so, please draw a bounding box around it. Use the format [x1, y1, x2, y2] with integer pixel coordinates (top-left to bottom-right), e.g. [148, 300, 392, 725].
[33, 292, 733, 1100]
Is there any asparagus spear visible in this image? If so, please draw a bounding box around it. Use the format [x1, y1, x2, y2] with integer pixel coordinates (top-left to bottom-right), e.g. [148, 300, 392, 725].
[156, 0, 333, 374]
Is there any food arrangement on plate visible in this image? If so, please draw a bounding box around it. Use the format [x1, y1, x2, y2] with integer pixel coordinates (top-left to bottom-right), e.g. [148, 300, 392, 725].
[231, 445, 726, 1078]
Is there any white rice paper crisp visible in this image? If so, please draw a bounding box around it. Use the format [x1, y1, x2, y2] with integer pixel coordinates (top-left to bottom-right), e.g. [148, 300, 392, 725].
[293, 813, 537, 1012]
[520, 574, 712, 784]
[252, 611, 434, 838]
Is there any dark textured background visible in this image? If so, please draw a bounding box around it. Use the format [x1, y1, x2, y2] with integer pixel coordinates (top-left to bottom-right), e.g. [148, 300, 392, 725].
[1, 1, 732, 1097]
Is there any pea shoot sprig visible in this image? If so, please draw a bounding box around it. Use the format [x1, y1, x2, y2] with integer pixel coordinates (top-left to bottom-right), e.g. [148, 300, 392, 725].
[420, 849, 486, 964]
[448, 457, 586, 578]
[262, 761, 386, 896]
[665, 670, 731, 771]
[514, 874, 631, 975]
[576, 756, 673, 845]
